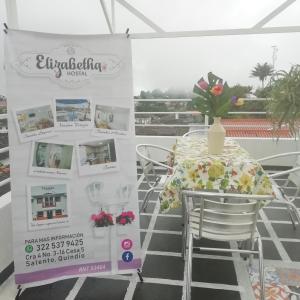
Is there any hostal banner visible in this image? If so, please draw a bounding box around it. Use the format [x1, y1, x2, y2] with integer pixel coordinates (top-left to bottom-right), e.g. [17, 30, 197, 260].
[5, 30, 141, 286]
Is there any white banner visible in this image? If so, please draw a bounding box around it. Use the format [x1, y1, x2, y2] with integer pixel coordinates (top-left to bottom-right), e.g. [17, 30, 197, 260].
[6, 30, 141, 286]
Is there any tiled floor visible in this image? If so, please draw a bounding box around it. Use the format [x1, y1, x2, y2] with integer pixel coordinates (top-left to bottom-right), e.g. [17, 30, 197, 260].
[0, 167, 300, 300]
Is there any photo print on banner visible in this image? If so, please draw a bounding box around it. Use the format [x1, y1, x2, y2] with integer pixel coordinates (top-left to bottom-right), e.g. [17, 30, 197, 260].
[27, 183, 71, 231]
[93, 104, 130, 137]
[29, 140, 74, 179]
[13, 104, 56, 143]
[76, 138, 119, 176]
[54, 98, 93, 130]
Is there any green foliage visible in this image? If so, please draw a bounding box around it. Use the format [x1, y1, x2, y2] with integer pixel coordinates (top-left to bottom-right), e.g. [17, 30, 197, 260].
[254, 86, 273, 98]
[191, 72, 231, 121]
[229, 85, 252, 98]
[268, 65, 300, 136]
[250, 62, 274, 88]
[135, 88, 192, 112]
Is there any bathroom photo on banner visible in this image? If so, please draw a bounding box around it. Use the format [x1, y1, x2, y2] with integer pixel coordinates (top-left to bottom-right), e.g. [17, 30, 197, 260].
[6, 29, 141, 287]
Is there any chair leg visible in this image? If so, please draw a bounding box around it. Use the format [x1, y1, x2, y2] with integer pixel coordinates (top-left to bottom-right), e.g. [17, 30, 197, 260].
[140, 188, 154, 213]
[257, 236, 265, 300]
[284, 200, 300, 229]
[286, 204, 297, 230]
[248, 238, 255, 266]
[185, 231, 193, 300]
[181, 200, 189, 260]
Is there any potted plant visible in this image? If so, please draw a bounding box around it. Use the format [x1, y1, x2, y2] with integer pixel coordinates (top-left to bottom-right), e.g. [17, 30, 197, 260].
[268, 65, 300, 137]
[90, 211, 114, 238]
[192, 72, 232, 154]
[116, 211, 135, 235]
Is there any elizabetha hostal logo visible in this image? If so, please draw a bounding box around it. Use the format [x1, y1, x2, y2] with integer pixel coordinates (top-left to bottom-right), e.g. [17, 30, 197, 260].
[14, 44, 122, 88]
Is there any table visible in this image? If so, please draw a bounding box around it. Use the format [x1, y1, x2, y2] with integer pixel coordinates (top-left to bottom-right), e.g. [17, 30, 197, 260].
[160, 137, 274, 212]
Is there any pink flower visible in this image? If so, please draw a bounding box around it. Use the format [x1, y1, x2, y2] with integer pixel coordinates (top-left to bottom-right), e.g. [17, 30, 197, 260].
[197, 78, 208, 90]
[119, 218, 127, 225]
[91, 214, 97, 221]
[127, 211, 135, 220]
[107, 214, 113, 223]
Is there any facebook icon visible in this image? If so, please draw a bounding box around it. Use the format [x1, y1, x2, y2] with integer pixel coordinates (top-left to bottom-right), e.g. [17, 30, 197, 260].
[122, 251, 133, 262]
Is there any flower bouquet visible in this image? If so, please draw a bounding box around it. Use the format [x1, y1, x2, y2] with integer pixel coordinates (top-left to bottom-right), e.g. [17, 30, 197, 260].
[192, 72, 231, 154]
[116, 211, 135, 235]
[91, 211, 114, 238]
[193, 72, 231, 121]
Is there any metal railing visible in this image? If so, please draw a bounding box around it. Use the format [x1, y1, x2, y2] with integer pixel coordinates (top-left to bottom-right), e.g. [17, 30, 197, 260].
[0, 97, 295, 197]
[0, 108, 10, 193]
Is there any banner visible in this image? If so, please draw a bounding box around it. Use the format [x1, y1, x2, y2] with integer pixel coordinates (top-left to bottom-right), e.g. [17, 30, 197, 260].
[6, 30, 141, 286]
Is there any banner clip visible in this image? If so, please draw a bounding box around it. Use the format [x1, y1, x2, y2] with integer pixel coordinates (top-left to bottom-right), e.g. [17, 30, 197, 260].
[3, 23, 8, 34]
[125, 28, 130, 38]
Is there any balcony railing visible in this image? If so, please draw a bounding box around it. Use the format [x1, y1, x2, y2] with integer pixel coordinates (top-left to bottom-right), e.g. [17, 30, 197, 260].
[0, 98, 298, 198]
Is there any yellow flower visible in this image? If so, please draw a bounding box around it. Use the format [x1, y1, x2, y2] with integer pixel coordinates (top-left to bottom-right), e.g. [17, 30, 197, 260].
[235, 98, 244, 106]
[170, 200, 181, 209]
[206, 181, 213, 189]
[187, 169, 198, 181]
[208, 162, 224, 180]
[261, 176, 271, 189]
[239, 174, 252, 192]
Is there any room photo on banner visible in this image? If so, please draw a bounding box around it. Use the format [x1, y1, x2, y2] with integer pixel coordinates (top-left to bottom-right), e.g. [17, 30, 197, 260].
[76, 138, 120, 176]
[54, 98, 93, 130]
[93, 104, 130, 136]
[29, 140, 74, 178]
[13, 104, 56, 143]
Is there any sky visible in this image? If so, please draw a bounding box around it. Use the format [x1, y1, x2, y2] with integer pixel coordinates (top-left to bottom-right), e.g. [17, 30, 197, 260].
[1, 0, 300, 95]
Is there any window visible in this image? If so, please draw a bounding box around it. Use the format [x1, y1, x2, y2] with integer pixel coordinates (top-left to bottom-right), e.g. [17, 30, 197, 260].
[37, 197, 43, 204]
[55, 196, 60, 202]
[45, 196, 55, 207]
[56, 209, 62, 216]
[37, 211, 44, 218]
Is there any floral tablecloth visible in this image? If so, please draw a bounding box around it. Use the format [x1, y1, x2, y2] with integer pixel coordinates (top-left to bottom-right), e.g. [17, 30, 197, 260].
[160, 137, 274, 212]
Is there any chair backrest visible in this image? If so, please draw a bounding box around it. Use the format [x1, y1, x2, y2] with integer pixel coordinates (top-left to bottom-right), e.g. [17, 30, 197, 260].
[182, 190, 273, 242]
[136, 144, 173, 188]
[257, 151, 300, 187]
[288, 155, 300, 186]
[182, 127, 209, 138]
[136, 144, 157, 187]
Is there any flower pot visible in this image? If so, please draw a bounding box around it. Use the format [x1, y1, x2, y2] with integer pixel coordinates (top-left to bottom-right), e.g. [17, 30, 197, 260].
[117, 223, 134, 235]
[208, 117, 226, 155]
[93, 226, 109, 238]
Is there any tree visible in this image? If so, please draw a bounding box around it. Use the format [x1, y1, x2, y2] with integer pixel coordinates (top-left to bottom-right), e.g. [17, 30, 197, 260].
[250, 63, 274, 88]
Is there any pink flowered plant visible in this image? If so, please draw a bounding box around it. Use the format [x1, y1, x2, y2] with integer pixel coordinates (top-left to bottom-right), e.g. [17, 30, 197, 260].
[116, 211, 135, 226]
[91, 211, 114, 227]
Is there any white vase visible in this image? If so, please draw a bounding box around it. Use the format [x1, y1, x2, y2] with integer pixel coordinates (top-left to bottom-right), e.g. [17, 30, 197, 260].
[208, 117, 226, 155]
[93, 226, 109, 238]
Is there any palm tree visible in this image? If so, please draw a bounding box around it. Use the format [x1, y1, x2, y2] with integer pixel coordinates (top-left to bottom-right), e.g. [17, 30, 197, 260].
[250, 63, 274, 88]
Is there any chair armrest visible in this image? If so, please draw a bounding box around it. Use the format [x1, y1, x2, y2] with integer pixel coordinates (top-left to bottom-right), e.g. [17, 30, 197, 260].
[257, 151, 300, 163]
[284, 286, 300, 299]
[269, 166, 300, 178]
[136, 144, 174, 171]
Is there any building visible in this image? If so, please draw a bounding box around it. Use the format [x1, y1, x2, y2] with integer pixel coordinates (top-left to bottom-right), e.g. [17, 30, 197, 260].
[31, 186, 68, 220]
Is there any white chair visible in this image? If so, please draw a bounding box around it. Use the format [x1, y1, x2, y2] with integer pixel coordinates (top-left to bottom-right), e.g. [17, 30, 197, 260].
[182, 127, 209, 138]
[181, 190, 274, 300]
[257, 152, 300, 228]
[136, 144, 174, 212]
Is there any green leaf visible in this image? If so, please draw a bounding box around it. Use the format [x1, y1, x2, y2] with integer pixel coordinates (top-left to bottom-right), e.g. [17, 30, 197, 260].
[208, 72, 221, 85]
[193, 84, 208, 97]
